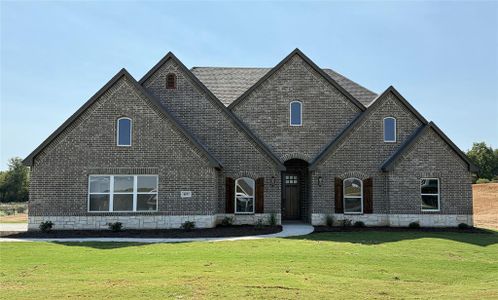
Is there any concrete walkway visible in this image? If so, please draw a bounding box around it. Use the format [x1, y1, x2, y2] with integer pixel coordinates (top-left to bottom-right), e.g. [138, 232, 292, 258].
[0, 223, 28, 231]
[0, 223, 314, 243]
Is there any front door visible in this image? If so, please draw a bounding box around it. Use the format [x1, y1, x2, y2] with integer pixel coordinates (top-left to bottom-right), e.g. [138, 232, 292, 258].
[282, 174, 300, 220]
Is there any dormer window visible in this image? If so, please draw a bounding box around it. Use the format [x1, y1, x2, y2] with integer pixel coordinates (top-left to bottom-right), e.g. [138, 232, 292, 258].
[290, 101, 302, 126]
[117, 117, 132, 146]
[166, 73, 176, 89]
[383, 117, 396, 142]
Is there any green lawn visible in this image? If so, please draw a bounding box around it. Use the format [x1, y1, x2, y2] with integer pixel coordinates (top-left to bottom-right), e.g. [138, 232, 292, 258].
[1, 231, 498, 299]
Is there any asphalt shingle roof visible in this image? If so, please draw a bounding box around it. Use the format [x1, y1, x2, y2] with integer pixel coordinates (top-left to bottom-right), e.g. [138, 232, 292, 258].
[191, 67, 377, 107]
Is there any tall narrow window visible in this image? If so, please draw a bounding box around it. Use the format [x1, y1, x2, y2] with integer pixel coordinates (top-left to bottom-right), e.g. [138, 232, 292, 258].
[117, 117, 132, 146]
[421, 178, 440, 211]
[383, 117, 396, 142]
[166, 73, 176, 89]
[343, 178, 363, 214]
[290, 101, 302, 126]
[235, 177, 255, 214]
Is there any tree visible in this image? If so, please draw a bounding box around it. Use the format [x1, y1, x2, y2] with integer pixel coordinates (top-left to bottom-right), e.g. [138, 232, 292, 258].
[0, 157, 30, 202]
[466, 142, 498, 180]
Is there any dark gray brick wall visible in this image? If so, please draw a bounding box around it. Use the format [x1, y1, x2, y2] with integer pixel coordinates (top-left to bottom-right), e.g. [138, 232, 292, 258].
[142, 58, 281, 214]
[231, 54, 362, 162]
[29, 76, 218, 216]
[312, 92, 424, 216]
[388, 127, 473, 215]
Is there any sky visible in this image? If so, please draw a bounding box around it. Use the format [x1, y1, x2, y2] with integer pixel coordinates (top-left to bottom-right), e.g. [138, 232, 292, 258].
[1, 1, 497, 170]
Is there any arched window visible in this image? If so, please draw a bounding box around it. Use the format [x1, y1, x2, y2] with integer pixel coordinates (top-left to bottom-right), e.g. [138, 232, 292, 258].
[166, 73, 176, 89]
[290, 101, 302, 126]
[383, 117, 396, 142]
[235, 177, 255, 213]
[343, 178, 363, 214]
[117, 117, 132, 146]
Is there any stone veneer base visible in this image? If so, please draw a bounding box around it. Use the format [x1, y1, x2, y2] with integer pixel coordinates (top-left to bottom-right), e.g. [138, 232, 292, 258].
[28, 213, 282, 231]
[311, 213, 473, 227]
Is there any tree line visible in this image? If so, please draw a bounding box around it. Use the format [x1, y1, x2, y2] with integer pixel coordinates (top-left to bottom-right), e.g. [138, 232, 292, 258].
[0, 141, 497, 202]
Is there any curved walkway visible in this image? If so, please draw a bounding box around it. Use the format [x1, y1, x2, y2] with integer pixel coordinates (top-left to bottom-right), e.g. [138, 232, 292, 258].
[0, 223, 314, 243]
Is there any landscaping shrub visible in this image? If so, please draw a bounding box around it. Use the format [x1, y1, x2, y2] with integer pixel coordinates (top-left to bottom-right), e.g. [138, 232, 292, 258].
[409, 221, 420, 229]
[255, 218, 264, 229]
[220, 216, 233, 227]
[108, 222, 123, 232]
[354, 221, 366, 228]
[476, 178, 490, 184]
[458, 223, 471, 229]
[325, 215, 334, 227]
[16, 206, 26, 214]
[39, 221, 54, 232]
[341, 219, 352, 227]
[269, 213, 277, 226]
[181, 221, 196, 231]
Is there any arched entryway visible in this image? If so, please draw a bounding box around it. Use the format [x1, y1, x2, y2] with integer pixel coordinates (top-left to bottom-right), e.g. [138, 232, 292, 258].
[281, 159, 309, 222]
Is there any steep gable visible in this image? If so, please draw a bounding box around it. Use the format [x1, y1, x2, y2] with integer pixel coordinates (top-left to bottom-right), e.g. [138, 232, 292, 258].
[228, 49, 368, 162]
[139, 52, 285, 171]
[310, 86, 427, 170]
[381, 122, 478, 172]
[23, 69, 221, 169]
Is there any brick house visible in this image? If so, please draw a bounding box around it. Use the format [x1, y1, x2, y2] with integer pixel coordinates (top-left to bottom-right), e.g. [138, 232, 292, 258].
[23, 49, 477, 230]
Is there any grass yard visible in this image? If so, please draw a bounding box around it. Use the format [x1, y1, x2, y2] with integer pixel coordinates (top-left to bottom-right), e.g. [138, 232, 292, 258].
[1, 231, 497, 299]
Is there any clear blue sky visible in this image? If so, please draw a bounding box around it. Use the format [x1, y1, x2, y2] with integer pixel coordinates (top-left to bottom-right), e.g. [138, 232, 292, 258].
[1, 1, 497, 170]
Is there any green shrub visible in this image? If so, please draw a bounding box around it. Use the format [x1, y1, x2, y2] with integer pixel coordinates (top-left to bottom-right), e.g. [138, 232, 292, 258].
[458, 223, 471, 229]
[409, 222, 420, 229]
[39, 221, 54, 232]
[269, 213, 277, 226]
[476, 178, 490, 184]
[341, 219, 352, 227]
[354, 221, 366, 228]
[325, 215, 334, 227]
[181, 221, 196, 231]
[16, 206, 26, 214]
[108, 222, 123, 232]
[255, 218, 264, 229]
[220, 216, 233, 227]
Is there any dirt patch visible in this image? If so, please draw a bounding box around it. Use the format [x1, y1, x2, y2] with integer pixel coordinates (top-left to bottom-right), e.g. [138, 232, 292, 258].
[3, 225, 282, 239]
[473, 183, 498, 230]
[0, 213, 27, 223]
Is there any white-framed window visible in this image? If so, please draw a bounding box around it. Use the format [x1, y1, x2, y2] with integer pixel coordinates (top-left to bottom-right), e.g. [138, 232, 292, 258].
[420, 178, 440, 211]
[88, 175, 158, 212]
[343, 178, 363, 214]
[117, 117, 132, 146]
[235, 177, 255, 214]
[290, 100, 302, 126]
[383, 117, 396, 142]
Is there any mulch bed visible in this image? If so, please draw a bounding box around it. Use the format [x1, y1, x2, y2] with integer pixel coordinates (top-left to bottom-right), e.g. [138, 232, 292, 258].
[313, 226, 493, 234]
[3, 225, 282, 239]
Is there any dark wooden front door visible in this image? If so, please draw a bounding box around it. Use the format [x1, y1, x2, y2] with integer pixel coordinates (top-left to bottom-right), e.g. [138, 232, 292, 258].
[282, 174, 300, 220]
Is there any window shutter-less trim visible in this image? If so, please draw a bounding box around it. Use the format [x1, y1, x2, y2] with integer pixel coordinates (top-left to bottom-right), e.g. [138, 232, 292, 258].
[255, 177, 264, 213]
[225, 177, 235, 213]
[334, 177, 344, 213]
[363, 177, 373, 214]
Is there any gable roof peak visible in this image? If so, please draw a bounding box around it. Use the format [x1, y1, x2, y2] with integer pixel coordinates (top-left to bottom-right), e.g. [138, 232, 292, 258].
[228, 48, 366, 111]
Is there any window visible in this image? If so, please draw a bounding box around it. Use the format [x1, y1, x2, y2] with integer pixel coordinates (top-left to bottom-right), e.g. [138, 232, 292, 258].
[383, 117, 396, 142]
[290, 101, 302, 126]
[421, 178, 439, 211]
[285, 175, 298, 184]
[88, 175, 158, 212]
[166, 73, 176, 89]
[117, 117, 132, 146]
[343, 178, 363, 214]
[235, 177, 255, 214]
